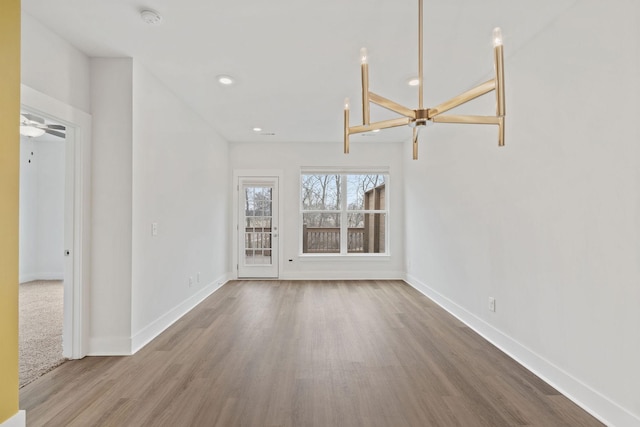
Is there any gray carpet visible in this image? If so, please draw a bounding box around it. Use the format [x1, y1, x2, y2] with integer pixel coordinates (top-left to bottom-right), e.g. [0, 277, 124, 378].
[19, 280, 66, 388]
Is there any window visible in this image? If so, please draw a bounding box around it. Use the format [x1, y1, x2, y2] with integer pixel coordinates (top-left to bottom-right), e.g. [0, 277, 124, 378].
[300, 171, 388, 255]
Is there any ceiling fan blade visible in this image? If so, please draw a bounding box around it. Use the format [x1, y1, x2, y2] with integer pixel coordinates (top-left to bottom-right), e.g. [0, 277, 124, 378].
[47, 124, 66, 131]
[22, 113, 45, 124]
[44, 129, 66, 139]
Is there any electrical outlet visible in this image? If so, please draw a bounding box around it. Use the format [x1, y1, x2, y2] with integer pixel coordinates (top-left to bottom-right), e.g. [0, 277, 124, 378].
[189, 276, 193, 287]
[152, 222, 158, 236]
[488, 297, 496, 312]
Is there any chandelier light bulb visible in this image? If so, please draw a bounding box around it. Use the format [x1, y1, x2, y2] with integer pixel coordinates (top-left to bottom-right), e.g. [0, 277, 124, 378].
[492, 27, 503, 47]
[360, 48, 368, 64]
[344, 98, 350, 110]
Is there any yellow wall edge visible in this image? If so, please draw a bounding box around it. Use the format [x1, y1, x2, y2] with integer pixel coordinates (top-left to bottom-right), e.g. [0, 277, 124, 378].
[0, 0, 21, 422]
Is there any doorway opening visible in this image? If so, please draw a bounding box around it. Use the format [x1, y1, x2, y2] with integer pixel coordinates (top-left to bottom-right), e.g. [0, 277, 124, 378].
[18, 84, 91, 390]
[18, 111, 68, 387]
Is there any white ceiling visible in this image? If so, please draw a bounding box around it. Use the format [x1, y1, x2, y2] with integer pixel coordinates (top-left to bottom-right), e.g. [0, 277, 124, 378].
[21, 0, 576, 143]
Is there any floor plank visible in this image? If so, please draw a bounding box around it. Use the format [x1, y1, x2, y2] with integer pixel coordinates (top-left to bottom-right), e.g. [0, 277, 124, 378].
[20, 280, 604, 427]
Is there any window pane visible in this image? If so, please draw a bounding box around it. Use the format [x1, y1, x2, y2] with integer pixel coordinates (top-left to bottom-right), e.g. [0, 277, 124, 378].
[246, 217, 272, 229]
[244, 231, 272, 250]
[301, 175, 341, 210]
[348, 213, 386, 253]
[245, 187, 272, 216]
[347, 174, 386, 210]
[347, 212, 363, 228]
[302, 213, 340, 253]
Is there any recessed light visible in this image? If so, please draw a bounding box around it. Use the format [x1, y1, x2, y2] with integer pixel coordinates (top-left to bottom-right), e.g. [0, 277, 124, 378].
[407, 77, 420, 86]
[140, 9, 162, 25]
[252, 127, 262, 132]
[217, 75, 235, 85]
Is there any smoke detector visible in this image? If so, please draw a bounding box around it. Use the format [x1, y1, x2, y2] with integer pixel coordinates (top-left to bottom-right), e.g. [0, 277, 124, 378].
[140, 9, 162, 25]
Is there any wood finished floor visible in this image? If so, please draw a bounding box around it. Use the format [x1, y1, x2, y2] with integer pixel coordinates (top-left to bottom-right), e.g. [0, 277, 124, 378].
[20, 280, 603, 427]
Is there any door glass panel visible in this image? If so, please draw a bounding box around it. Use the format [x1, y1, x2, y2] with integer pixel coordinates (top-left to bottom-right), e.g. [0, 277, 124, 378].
[244, 186, 273, 265]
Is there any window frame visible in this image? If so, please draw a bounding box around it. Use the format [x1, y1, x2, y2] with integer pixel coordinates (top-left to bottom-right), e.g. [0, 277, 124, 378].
[299, 168, 390, 257]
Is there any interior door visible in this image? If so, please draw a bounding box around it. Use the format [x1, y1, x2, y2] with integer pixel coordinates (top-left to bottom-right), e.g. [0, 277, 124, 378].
[238, 178, 279, 278]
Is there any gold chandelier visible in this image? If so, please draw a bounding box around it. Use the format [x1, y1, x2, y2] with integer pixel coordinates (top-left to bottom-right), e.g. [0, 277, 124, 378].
[343, 0, 506, 159]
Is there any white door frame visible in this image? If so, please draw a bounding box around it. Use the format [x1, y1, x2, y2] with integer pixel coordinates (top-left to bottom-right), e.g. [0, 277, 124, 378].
[21, 85, 92, 359]
[232, 170, 284, 279]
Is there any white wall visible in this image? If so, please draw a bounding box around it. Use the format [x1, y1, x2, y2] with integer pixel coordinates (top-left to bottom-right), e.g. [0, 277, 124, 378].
[89, 58, 134, 354]
[19, 137, 37, 280]
[230, 141, 405, 279]
[89, 58, 233, 354]
[130, 62, 230, 348]
[403, 1, 640, 425]
[19, 135, 65, 283]
[21, 12, 91, 114]
[35, 137, 65, 278]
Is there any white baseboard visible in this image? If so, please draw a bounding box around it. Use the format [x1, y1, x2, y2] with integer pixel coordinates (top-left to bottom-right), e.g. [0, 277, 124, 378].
[0, 410, 25, 427]
[404, 273, 640, 427]
[87, 273, 232, 356]
[278, 270, 404, 280]
[87, 336, 132, 356]
[19, 272, 64, 283]
[130, 273, 231, 354]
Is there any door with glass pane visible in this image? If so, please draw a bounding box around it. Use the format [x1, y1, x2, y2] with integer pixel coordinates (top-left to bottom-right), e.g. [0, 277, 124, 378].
[238, 178, 279, 278]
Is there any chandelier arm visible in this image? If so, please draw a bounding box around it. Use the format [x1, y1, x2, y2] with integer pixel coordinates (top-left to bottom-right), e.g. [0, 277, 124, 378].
[418, 0, 424, 110]
[349, 117, 411, 134]
[369, 92, 416, 119]
[428, 80, 496, 118]
[432, 115, 505, 146]
[431, 115, 501, 125]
